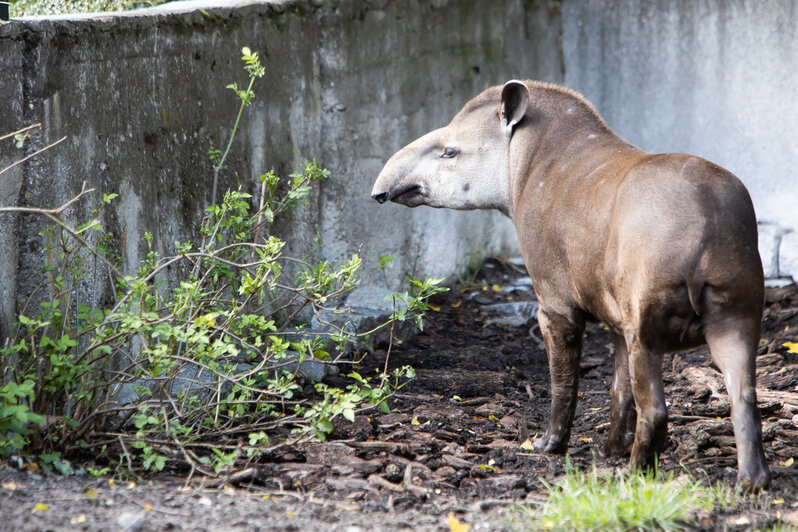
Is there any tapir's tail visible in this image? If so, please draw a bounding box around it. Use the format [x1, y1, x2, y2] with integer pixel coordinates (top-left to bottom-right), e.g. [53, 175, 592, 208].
[687, 272, 703, 316]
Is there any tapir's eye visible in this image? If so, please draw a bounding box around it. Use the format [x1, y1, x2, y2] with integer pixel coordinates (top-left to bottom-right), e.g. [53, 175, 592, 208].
[441, 147, 458, 159]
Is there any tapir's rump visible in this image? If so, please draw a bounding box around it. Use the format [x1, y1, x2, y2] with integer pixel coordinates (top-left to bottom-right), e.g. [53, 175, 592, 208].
[372, 80, 769, 490]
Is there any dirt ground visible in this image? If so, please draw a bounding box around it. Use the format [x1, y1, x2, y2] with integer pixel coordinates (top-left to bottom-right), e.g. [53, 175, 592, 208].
[3, 258, 798, 531]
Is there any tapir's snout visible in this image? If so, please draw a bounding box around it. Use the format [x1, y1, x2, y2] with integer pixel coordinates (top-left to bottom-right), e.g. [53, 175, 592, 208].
[371, 157, 425, 207]
[371, 161, 398, 204]
[371, 108, 514, 213]
[372, 128, 447, 208]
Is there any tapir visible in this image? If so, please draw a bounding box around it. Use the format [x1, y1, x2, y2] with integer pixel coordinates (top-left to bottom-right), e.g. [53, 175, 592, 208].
[371, 80, 769, 489]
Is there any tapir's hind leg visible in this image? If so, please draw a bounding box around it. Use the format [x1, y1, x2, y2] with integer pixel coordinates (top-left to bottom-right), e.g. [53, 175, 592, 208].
[704, 318, 770, 490]
[604, 333, 637, 456]
[627, 336, 668, 469]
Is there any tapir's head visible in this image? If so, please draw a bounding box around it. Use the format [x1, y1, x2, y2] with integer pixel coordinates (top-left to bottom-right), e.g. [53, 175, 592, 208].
[371, 80, 530, 215]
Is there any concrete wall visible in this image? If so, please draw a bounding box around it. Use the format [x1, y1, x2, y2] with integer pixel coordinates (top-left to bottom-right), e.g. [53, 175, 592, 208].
[3, 0, 798, 342]
[563, 0, 798, 281]
[0, 0, 564, 339]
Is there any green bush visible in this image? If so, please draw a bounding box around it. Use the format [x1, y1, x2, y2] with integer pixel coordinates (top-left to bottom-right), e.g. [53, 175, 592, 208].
[0, 47, 444, 476]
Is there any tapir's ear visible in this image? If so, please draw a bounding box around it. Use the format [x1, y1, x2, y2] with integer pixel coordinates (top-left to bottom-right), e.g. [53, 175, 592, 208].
[501, 80, 529, 133]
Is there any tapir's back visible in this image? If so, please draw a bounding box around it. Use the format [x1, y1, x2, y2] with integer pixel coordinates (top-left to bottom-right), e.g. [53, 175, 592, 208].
[580, 151, 764, 346]
[515, 138, 763, 339]
[610, 153, 761, 285]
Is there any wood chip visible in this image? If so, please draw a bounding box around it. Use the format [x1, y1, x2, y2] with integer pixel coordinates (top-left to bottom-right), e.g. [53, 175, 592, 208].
[367, 474, 404, 492]
[324, 477, 370, 492]
[442, 455, 474, 470]
[756, 389, 798, 413]
[681, 366, 725, 397]
[403, 464, 429, 497]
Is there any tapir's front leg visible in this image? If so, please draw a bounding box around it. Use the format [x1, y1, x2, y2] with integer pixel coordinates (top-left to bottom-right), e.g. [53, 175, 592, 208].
[534, 308, 585, 453]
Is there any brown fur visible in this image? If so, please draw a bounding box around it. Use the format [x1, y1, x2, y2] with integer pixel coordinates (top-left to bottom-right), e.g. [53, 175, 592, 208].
[372, 81, 770, 490]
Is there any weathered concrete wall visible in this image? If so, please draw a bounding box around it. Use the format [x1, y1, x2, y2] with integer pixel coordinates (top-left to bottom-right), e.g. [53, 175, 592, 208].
[563, 0, 798, 281]
[0, 31, 25, 341]
[4, 0, 798, 343]
[0, 0, 563, 339]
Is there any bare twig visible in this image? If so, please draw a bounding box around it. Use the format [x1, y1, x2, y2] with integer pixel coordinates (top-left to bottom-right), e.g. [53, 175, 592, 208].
[252, 175, 268, 260]
[117, 492, 192, 518]
[0, 182, 120, 275]
[0, 123, 41, 143]
[0, 135, 66, 177]
[118, 435, 134, 470]
[384, 295, 397, 375]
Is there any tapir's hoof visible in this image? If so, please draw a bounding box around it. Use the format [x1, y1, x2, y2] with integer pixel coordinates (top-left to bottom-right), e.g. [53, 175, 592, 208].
[600, 443, 628, 458]
[738, 468, 770, 493]
[534, 433, 568, 454]
[602, 433, 635, 458]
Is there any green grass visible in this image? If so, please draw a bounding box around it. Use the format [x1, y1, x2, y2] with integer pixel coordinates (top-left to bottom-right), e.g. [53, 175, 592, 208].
[10, 0, 171, 17]
[515, 462, 739, 531]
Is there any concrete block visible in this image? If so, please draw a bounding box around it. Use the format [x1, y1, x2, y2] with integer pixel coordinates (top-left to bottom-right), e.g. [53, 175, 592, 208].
[311, 285, 413, 349]
[481, 300, 539, 328]
[779, 231, 798, 282]
[271, 354, 339, 382]
[758, 223, 786, 279]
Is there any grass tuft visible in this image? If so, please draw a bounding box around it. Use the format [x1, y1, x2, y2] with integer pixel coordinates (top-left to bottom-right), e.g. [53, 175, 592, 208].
[516, 461, 739, 531]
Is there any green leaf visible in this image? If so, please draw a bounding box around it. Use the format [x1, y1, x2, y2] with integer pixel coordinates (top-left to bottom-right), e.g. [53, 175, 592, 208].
[377, 254, 394, 270]
[317, 418, 334, 433]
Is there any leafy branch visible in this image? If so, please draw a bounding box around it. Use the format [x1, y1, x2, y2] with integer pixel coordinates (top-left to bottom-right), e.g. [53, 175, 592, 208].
[210, 46, 265, 206]
[0, 46, 442, 480]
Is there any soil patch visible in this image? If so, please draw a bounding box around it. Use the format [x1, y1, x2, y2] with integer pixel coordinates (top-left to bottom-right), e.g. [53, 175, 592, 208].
[3, 258, 798, 530]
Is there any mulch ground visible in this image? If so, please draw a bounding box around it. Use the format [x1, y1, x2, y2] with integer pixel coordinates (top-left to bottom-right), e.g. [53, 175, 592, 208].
[3, 258, 798, 531]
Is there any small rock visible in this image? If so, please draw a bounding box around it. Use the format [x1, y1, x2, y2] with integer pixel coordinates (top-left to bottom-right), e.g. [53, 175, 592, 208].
[510, 276, 533, 288]
[384, 463, 402, 482]
[501, 276, 534, 294]
[486, 315, 532, 328]
[480, 301, 538, 328]
[498, 415, 519, 431]
[434, 466, 457, 479]
[305, 443, 357, 465]
[117, 511, 143, 531]
[474, 403, 506, 418]
[467, 292, 494, 305]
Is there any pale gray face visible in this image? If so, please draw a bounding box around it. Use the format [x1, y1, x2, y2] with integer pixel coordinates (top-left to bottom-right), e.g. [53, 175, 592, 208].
[371, 81, 529, 216]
